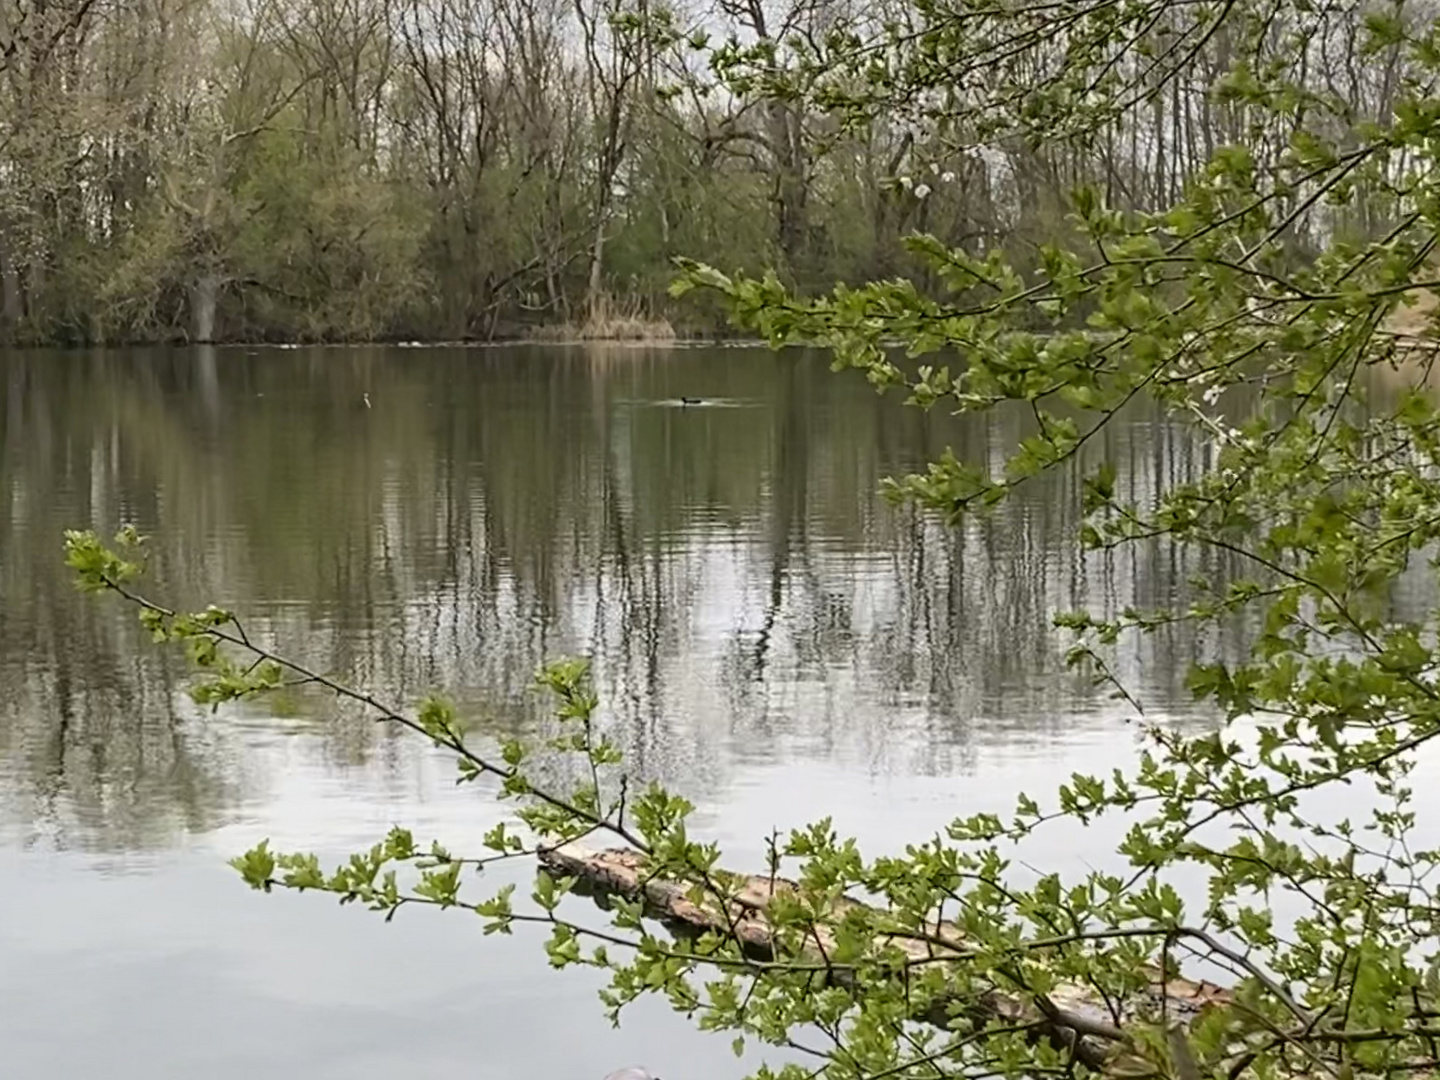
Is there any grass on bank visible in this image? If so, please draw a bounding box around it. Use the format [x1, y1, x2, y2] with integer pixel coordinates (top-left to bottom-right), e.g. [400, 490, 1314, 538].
[526, 295, 677, 342]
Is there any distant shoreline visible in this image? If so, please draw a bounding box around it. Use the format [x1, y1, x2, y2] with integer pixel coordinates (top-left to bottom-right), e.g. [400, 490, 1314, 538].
[0, 334, 778, 353]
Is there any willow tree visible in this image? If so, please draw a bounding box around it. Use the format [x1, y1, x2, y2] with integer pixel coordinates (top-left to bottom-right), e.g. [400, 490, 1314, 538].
[66, 1, 1440, 1079]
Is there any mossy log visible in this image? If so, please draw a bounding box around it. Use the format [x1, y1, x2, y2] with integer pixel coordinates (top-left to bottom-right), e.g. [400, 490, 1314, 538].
[538, 841, 1233, 1075]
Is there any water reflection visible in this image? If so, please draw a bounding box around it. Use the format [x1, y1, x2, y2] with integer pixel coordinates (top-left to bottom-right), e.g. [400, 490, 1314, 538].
[3, 344, 1298, 1080]
[0, 344, 1251, 853]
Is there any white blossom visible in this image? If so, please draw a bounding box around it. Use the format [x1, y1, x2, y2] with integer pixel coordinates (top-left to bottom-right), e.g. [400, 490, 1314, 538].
[913, 183, 932, 199]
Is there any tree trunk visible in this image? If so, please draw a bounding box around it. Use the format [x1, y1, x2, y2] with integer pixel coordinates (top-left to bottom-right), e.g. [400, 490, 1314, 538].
[0, 231, 24, 330]
[770, 102, 808, 268]
[586, 216, 606, 320]
[27, 254, 46, 316]
[188, 276, 221, 343]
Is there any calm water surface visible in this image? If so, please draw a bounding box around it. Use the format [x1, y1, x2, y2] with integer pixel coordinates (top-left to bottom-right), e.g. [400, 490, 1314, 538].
[1, 344, 1242, 1079]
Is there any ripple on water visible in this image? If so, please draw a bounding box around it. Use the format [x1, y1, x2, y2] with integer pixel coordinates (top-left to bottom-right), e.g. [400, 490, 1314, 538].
[0, 344, 1259, 1079]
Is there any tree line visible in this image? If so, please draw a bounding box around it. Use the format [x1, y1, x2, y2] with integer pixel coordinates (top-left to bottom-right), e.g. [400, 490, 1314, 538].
[0, 0, 1425, 344]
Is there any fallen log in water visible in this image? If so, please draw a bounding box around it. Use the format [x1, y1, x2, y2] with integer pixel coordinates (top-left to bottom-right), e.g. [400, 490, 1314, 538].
[538, 842, 1233, 1076]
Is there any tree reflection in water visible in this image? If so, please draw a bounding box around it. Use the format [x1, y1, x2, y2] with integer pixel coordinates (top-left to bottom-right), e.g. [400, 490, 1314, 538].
[0, 345, 1258, 852]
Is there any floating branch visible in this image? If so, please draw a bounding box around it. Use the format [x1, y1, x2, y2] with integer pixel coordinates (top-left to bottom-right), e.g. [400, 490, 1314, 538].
[539, 842, 1234, 1075]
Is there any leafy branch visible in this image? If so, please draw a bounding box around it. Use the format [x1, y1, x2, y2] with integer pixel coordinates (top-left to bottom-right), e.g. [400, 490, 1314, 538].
[65, 516, 1440, 1080]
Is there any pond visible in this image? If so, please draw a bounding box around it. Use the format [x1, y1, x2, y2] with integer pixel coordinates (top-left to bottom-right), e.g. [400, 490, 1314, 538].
[1, 344, 1236, 1080]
